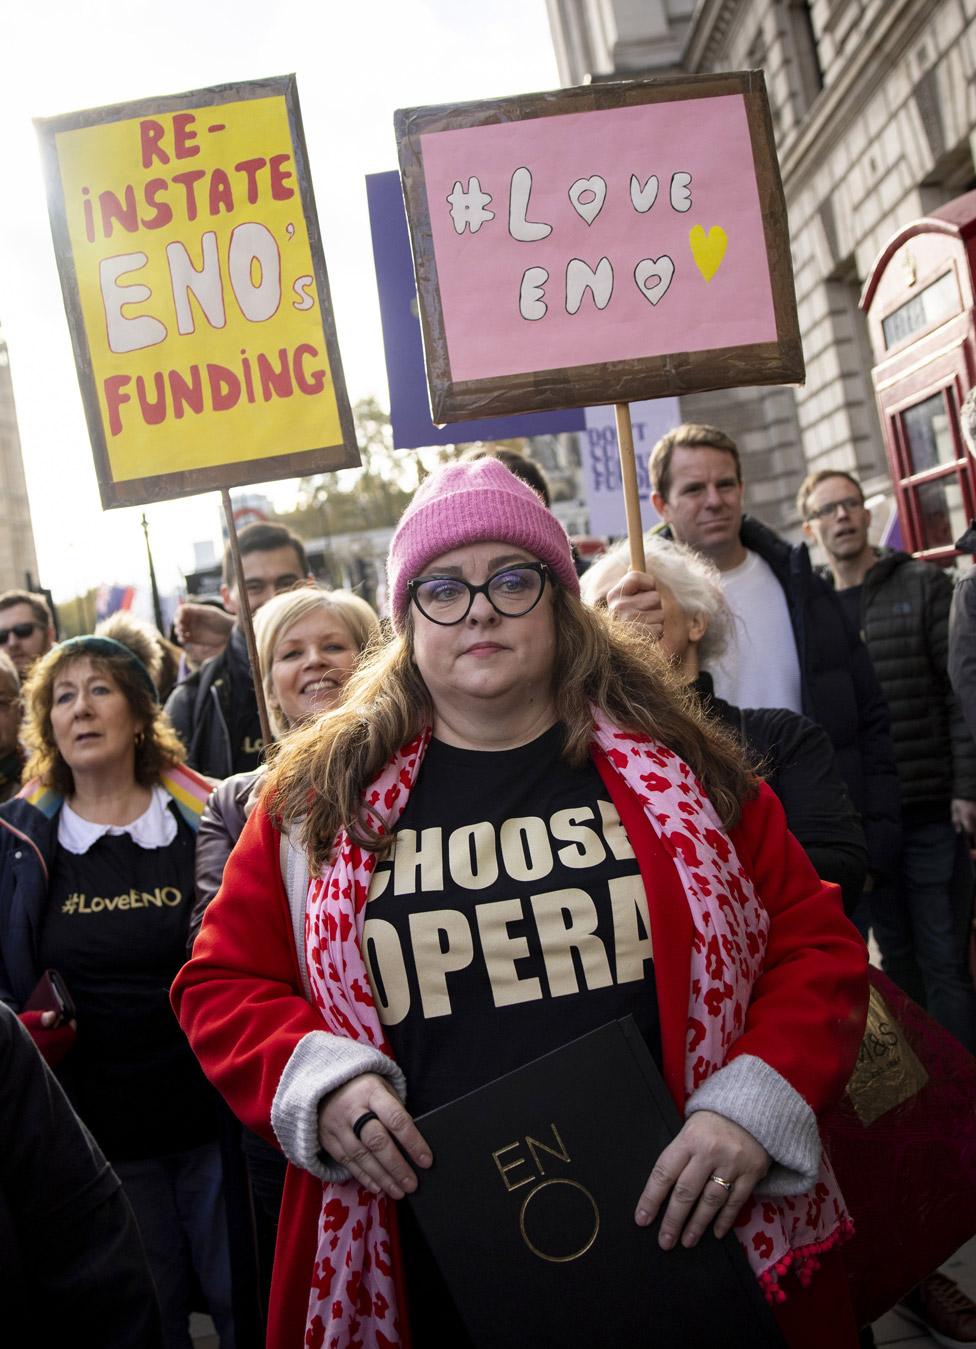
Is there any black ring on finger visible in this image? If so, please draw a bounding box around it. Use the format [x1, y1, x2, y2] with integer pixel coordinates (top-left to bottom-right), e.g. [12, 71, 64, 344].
[352, 1110, 380, 1141]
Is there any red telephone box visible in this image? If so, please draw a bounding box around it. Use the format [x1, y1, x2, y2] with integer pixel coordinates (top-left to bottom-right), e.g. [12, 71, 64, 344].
[860, 191, 976, 561]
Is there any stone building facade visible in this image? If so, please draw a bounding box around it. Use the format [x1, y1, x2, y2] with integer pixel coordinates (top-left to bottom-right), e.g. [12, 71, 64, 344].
[546, 0, 976, 537]
[0, 329, 39, 591]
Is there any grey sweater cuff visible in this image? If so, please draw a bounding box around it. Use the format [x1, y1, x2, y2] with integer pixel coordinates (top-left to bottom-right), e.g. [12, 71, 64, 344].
[684, 1053, 821, 1195]
[271, 1031, 407, 1182]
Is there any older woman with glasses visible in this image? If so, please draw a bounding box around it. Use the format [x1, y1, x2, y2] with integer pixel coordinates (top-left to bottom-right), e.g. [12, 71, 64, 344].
[174, 460, 868, 1349]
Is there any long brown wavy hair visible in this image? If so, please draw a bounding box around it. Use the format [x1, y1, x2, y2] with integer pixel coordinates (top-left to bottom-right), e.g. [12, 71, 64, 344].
[265, 584, 758, 871]
[21, 645, 186, 796]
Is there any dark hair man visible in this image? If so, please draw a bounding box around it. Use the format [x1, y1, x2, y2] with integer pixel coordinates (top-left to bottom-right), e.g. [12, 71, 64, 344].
[608, 422, 899, 895]
[165, 522, 311, 778]
[801, 467, 976, 1051]
[0, 590, 56, 679]
[648, 426, 797, 707]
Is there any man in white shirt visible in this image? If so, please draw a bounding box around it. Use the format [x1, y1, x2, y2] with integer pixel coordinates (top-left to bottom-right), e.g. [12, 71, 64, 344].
[608, 422, 898, 887]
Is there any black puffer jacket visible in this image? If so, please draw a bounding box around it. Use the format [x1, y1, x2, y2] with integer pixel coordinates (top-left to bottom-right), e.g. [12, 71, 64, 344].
[841, 548, 976, 808]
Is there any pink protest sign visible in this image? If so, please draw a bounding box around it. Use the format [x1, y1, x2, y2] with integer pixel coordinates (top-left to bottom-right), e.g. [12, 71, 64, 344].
[396, 72, 802, 424]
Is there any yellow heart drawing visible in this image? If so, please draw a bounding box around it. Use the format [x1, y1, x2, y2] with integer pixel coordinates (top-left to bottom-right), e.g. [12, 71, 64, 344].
[689, 225, 728, 282]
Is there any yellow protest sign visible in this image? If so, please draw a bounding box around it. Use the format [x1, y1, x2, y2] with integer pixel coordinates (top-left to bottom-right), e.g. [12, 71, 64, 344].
[37, 76, 359, 508]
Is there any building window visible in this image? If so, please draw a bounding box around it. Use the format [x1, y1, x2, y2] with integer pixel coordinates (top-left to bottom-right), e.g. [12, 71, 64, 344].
[892, 387, 974, 557]
[787, 0, 824, 106]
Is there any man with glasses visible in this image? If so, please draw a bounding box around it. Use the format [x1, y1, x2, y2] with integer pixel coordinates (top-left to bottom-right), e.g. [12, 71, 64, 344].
[802, 466, 976, 1343]
[0, 590, 55, 680]
[800, 467, 976, 1052]
[165, 522, 311, 779]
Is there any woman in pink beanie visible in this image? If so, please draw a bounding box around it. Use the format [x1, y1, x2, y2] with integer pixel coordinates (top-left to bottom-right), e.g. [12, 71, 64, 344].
[174, 459, 867, 1349]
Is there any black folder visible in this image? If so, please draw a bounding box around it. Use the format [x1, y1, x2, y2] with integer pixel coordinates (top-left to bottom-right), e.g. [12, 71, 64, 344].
[406, 1017, 787, 1348]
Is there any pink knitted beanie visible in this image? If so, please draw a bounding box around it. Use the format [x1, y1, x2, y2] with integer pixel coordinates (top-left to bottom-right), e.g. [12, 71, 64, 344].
[387, 458, 579, 631]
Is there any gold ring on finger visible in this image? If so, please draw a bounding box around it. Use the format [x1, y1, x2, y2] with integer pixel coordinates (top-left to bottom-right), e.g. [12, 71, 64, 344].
[709, 1173, 733, 1194]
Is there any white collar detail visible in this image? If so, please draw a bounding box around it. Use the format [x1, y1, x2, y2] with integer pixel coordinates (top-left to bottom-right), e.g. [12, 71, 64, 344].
[58, 784, 177, 854]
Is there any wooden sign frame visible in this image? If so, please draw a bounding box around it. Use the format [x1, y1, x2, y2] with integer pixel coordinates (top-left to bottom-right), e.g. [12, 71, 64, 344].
[395, 70, 803, 425]
[36, 75, 359, 509]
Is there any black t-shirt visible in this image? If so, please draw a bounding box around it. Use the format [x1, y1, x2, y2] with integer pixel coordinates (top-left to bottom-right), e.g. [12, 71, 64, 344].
[367, 724, 661, 1344]
[835, 584, 862, 639]
[365, 723, 661, 1117]
[39, 807, 218, 1161]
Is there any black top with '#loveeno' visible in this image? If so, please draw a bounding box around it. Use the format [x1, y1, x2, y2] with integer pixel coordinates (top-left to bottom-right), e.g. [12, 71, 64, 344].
[39, 808, 218, 1162]
[364, 723, 661, 1117]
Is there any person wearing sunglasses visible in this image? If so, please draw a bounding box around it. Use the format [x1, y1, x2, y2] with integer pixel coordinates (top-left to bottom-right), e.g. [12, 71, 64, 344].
[0, 589, 55, 680]
[174, 459, 868, 1349]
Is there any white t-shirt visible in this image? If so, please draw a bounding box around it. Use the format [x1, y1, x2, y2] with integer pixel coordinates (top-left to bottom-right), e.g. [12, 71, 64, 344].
[707, 549, 803, 712]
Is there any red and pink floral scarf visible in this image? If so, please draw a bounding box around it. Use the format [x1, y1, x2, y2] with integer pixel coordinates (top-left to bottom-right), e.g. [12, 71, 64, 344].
[301, 713, 851, 1347]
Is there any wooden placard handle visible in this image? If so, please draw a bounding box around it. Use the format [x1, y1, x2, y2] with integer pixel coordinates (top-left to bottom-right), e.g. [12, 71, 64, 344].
[221, 489, 273, 755]
[614, 403, 646, 573]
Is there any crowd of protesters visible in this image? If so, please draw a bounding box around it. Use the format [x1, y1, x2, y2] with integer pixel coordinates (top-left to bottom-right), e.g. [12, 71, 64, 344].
[0, 425, 974, 1348]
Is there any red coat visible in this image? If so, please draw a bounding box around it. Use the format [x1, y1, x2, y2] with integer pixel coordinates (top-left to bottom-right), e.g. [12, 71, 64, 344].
[172, 769, 867, 1349]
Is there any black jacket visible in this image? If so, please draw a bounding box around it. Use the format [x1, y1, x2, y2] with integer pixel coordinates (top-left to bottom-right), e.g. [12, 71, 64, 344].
[694, 673, 867, 912]
[836, 548, 976, 809]
[165, 626, 263, 780]
[0, 1004, 163, 1348]
[949, 522, 976, 746]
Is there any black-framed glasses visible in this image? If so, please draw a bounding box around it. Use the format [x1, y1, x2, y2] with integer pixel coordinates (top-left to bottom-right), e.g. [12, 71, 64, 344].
[408, 563, 551, 626]
[805, 495, 862, 522]
[0, 621, 42, 646]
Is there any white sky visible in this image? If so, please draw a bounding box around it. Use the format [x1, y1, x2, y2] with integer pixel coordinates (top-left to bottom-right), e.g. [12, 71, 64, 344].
[0, 1, 561, 605]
